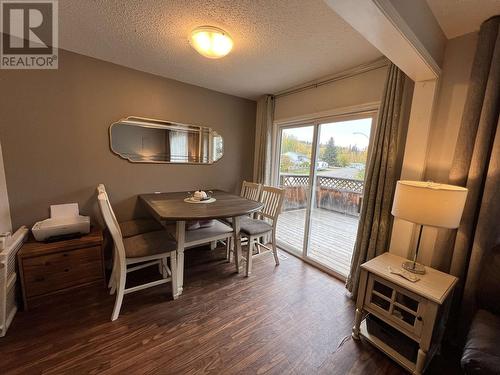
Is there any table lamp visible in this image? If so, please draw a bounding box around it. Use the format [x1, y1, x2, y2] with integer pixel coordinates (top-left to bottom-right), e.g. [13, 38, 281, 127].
[391, 180, 468, 274]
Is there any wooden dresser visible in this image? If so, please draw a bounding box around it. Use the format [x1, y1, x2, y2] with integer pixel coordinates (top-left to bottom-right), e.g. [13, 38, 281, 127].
[18, 228, 105, 310]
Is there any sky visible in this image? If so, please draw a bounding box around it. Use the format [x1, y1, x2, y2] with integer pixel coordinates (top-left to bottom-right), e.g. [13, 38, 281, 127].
[282, 117, 372, 149]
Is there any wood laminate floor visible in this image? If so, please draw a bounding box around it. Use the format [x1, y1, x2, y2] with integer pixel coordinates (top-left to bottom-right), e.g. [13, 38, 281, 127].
[0, 246, 460, 374]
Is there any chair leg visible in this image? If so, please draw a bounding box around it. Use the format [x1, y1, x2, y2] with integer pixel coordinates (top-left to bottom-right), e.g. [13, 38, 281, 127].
[110, 273, 117, 295]
[109, 250, 118, 295]
[226, 236, 232, 262]
[161, 258, 169, 278]
[111, 272, 126, 321]
[272, 230, 280, 266]
[170, 251, 178, 300]
[165, 263, 172, 276]
[246, 236, 254, 277]
[108, 251, 117, 289]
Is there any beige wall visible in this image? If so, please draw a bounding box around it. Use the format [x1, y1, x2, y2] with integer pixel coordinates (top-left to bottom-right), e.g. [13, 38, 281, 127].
[416, 32, 478, 266]
[0, 143, 12, 233]
[0, 49, 256, 229]
[425, 32, 478, 182]
[390, 33, 478, 262]
[274, 66, 388, 122]
[389, 79, 439, 259]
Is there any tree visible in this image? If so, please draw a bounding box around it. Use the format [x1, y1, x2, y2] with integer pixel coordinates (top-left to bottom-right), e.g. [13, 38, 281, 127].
[356, 168, 365, 181]
[323, 137, 337, 166]
[337, 153, 349, 167]
[280, 154, 293, 172]
[281, 134, 299, 154]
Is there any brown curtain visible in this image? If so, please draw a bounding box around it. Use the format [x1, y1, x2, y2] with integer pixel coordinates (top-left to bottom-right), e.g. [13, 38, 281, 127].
[432, 16, 500, 338]
[253, 95, 274, 185]
[346, 63, 413, 297]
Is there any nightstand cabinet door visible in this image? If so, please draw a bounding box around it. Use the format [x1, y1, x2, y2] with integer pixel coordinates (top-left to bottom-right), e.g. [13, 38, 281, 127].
[365, 274, 426, 339]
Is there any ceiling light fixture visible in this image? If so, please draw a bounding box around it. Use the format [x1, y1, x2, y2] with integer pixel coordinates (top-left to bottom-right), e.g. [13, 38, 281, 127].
[189, 26, 233, 59]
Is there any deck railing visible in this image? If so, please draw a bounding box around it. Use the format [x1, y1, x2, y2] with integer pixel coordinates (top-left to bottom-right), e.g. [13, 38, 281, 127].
[279, 174, 364, 216]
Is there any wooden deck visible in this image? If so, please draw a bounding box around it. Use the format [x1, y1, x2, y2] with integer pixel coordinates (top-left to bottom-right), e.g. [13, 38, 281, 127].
[276, 208, 359, 277]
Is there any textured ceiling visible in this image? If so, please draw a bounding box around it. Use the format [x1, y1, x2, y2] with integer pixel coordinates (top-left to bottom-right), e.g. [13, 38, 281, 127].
[58, 0, 382, 99]
[426, 0, 500, 39]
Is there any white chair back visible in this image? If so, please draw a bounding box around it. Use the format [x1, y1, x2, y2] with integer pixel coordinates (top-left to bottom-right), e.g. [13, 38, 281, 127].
[240, 181, 262, 201]
[258, 186, 285, 225]
[97, 190, 126, 272]
[97, 184, 121, 230]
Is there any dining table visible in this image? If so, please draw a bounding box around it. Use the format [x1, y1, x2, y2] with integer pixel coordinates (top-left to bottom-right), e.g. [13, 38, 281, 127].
[139, 190, 263, 296]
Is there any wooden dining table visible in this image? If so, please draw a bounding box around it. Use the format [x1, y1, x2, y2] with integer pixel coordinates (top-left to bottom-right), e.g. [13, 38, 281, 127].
[139, 190, 263, 296]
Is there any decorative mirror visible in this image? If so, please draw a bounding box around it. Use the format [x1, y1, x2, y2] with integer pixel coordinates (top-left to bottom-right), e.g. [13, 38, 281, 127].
[109, 117, 223, 164]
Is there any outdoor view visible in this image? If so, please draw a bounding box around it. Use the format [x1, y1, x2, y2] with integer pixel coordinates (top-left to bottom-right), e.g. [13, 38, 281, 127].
[280, 119, 370, 180]
[276, 118, 372, 277]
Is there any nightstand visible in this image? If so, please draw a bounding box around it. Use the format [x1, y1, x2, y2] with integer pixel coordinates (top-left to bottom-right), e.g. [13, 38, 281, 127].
[18, 228, 105, 310]
[352, 253, 457, 375]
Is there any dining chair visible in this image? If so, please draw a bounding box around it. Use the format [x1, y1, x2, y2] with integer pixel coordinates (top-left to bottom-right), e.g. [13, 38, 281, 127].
[97, 190, 178, 321]
[238, 185, 285, 276]
[225, 181, 262, 261]
[97, 184, 166, 291]
[240, 181, 262, 202]
[97, 184, 162, 238]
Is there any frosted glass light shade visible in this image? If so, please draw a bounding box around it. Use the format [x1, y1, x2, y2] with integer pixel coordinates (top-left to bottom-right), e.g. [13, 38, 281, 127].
[190, 26, 233, 59]
[391, 181, 468, 229]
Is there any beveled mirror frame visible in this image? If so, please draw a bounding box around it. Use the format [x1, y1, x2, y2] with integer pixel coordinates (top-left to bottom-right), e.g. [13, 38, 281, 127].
[109, 116, 224, 164]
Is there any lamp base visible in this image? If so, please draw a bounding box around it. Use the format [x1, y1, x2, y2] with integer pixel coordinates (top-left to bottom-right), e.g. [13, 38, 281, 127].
[402, 261, 426, 274]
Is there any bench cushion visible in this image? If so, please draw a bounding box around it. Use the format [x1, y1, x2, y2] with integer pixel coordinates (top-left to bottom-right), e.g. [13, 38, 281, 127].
[123, 230, 176, 258]
[119, 218, 163, 238]
[185, 220, 233, 244]
[221, 216, 253, 225]
[461, 309, 500, 375]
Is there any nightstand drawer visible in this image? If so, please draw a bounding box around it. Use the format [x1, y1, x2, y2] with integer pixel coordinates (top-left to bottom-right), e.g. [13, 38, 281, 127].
[365, 274, 426, 339]
[23, 246, 103, 297]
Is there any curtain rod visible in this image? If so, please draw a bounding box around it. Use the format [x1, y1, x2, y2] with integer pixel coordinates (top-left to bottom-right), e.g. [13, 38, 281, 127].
[274, 57, 389, 99]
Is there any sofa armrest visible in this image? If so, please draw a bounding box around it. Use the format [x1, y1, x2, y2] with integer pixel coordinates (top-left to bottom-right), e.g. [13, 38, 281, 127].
[461, 309, 500, 375]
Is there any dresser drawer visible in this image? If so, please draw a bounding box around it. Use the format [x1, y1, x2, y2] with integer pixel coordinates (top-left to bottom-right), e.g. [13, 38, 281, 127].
[23, 246, 103, 297]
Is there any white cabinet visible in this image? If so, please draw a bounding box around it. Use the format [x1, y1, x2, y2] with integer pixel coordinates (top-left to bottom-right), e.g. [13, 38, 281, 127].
[0, 227, 28, 337]
[352, 253, 457, 375]
[365, 274, 426, 339]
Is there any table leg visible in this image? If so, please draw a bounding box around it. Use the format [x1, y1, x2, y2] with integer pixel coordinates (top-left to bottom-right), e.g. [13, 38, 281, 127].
[352, 269, 368, 340]
[415, 349, 427, 375]
[170, 250, 178, 300]
[352, 308, 363, 340]
[232, 216, 242, 273]
[175, 220, 185, 295]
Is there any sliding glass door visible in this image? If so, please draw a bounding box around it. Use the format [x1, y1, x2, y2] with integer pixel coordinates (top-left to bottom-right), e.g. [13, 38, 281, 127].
[275, 116, 374, 278]
[275, 125, 315, 255]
